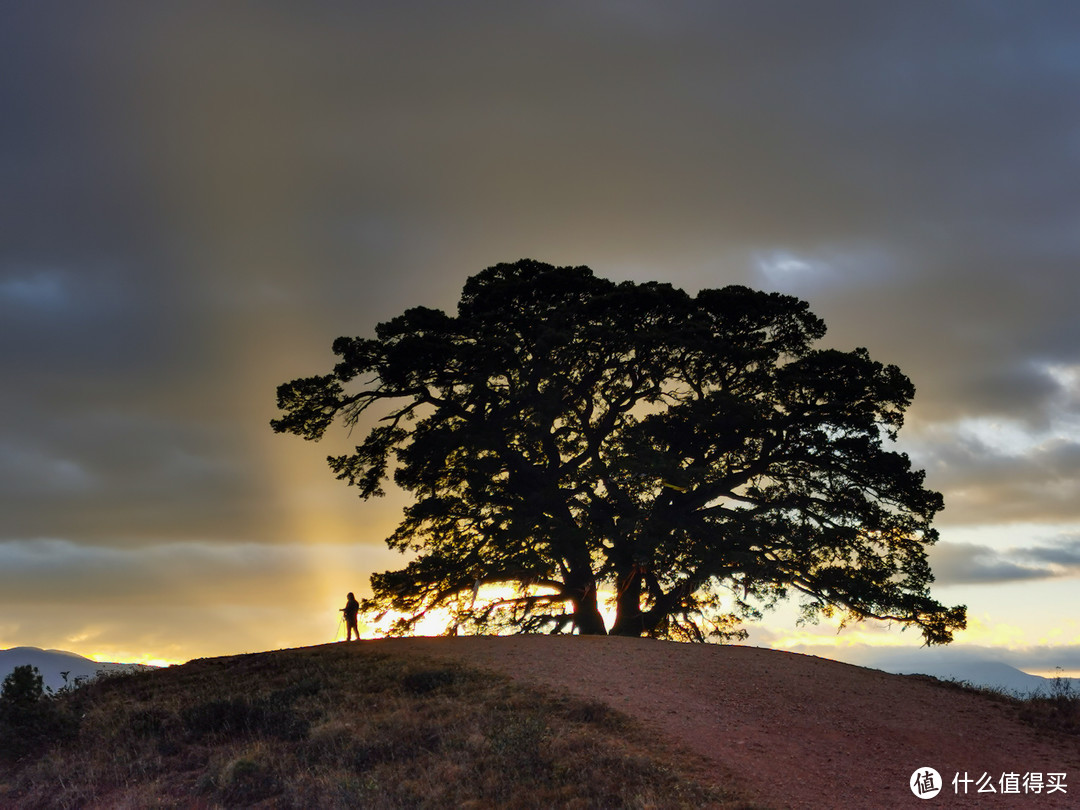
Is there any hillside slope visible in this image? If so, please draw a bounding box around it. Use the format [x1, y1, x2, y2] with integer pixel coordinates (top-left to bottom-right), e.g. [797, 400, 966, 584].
[0, 639, 742, 809]
[384, 636, 1080, 809]
[3, 636, 1079, 808]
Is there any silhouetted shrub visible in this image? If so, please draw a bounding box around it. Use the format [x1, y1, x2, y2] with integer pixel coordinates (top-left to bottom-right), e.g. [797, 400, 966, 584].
[401, 666, 460, 694]
[217, 752, 282, 803]
[269, 676, 324, 703]
[125, 705, 173, 738]
[181, 695, 308, 742]
[1, 665, 44, 708]
[0, 665, 78, 761]
[560, 697, 627, 729]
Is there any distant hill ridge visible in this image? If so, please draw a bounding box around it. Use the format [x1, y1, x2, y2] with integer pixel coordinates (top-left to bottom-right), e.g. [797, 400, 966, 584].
[860, 648, 1080, 696]
[0, 647, 156, 692]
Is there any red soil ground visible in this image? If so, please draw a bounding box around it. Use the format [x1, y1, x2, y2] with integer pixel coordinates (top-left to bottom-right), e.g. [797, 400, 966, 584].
[369, 635, 1080, 809]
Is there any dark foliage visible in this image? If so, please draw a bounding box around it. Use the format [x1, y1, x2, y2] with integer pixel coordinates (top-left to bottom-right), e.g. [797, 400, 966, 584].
[1, 664, 44, 709]
[400, 666, 460, 694]
[181, 693, 310, 742]
[274, 259, 965, 643]
[0, 665, 78, 761]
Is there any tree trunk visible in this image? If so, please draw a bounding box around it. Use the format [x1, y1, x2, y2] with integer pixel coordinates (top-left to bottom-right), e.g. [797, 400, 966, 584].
[609, 567, 646, 637]
[571, 578, 608, 635]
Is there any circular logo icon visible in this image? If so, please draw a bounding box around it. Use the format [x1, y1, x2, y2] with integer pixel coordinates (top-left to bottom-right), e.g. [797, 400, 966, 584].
[910, 767, 942, 799]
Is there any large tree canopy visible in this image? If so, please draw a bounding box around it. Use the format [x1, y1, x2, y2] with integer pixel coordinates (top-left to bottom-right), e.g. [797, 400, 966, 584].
[273, 260, 965, 644]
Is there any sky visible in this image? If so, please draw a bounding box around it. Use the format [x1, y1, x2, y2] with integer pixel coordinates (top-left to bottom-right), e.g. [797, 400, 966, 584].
[2, 1, 1079, 673]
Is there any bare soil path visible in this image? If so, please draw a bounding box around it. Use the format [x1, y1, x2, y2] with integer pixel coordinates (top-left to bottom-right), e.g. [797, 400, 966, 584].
[370, 635, 1080, 809]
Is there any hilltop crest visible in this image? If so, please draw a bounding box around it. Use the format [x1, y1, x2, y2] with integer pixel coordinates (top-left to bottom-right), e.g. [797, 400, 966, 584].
[2, 637, 1078, 808]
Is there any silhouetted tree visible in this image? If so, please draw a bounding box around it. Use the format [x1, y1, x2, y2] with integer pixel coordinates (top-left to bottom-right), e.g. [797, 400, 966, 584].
[0, 665, 71, 760]
[1, 665, 44, 710]
[273, 260, 965, 644]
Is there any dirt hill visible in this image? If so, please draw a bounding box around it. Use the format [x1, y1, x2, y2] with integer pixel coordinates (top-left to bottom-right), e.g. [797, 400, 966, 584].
[377, 636, 1080, 809]
[3, 636, 1078, 808]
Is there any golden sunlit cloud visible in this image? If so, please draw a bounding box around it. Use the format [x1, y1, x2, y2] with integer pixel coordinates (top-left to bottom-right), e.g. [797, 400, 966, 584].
[89, 651, 177, 669]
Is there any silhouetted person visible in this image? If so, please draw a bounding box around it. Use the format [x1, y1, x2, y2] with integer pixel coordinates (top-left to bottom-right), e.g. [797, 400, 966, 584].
[341, 592, 360, 641]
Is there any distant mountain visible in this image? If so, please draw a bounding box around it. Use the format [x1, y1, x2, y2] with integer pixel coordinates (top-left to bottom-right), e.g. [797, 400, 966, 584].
[860, 649, 1080, 696]
[0, 647, 158, 692]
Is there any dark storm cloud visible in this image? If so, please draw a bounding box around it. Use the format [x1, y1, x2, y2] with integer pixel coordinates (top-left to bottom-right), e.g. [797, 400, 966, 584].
[8, 1, 1079, 291]
[2, 0, 1080, 659]
[10, 1, 1074, 272]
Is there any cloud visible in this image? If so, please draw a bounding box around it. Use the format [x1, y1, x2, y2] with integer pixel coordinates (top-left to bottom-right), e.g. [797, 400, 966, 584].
[0, 270, 69, 309]
[0, 539, 312, 606]
[929, 535, 1080, 585]
[2, 1, 1080, 658]
[0, 537, 409, 661]
[901, 420, 1080, 525]
[929, 543, 1053, 585]
[0, 413, 276, 544]
[1019, 534, 1080, 567]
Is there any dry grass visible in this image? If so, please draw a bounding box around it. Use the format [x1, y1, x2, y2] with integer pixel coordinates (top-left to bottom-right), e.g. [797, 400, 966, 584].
[0, 642, 753, 809]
